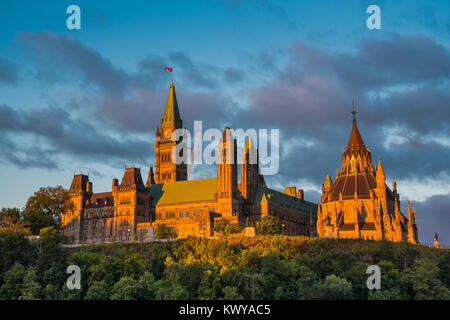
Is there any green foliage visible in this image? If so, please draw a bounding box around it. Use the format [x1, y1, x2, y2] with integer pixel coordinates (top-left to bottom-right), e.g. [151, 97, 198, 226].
[400, 258, 450, 299]
[84, 281, 110, 300]
[222, 286, 243, 300]
[155, 224, 178, 239]
[0, 234, 449, 300]
[315, 275, 353, 300]
[24, 186, 72, 223]
[23, 210, 58, 235]
[255, 215, 282, 235]
[0, 262, 26, 300]
[0, 232, 33, 274]
[213, 218, 243, 235]
[19, 267, 41, 300]
[0, 207, 21, 223]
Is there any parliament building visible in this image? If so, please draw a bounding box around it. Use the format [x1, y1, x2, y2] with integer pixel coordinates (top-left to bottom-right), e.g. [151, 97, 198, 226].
[316, 110, 419, 243]
[62, 84, 317, 243]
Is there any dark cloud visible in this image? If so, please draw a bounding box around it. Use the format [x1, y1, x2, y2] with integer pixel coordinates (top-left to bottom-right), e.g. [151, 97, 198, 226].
[18, 31, 129, 93]
[0, 32, 241, 170]
[169, 52, 220, 89]
[242, 33, 450, 188]
[0, 57, 19, 84]
[0, 135, 57, 169]
[223, 67, 245, 84]
[0, 103, 151, 169]
[414, 192, 450, 247]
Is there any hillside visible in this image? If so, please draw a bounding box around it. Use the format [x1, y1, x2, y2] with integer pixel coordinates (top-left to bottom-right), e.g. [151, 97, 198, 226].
[1, 233, 449, 300]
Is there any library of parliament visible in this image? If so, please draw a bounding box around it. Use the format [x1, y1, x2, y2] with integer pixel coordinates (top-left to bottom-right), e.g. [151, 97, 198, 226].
[61, 84, 419, 244]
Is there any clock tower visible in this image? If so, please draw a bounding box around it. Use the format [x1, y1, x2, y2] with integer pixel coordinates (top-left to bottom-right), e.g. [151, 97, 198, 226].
[154, 83, 187, 183]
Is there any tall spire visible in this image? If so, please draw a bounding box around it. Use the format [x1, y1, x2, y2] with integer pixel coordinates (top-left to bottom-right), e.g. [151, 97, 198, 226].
[346, 102, 365, 149]
[351, 97, 357, 122]
[161, 83, 182, 127]
[376, 157, 385, 179]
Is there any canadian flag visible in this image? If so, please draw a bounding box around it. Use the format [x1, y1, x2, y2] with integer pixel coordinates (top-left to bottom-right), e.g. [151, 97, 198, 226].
[164, 66, 173, 72]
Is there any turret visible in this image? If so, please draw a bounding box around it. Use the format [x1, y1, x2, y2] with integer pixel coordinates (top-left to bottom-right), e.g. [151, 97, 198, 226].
[218, 127, 237, 200]
[407, 201, 416, 244]
[146, 166, 155, 187]
[154, 84, 186, 183]
[434, 233, 440, 248]
[376, 158, 386, 200]
[240, 137, 259, 202]
[393, 199, 403, 242]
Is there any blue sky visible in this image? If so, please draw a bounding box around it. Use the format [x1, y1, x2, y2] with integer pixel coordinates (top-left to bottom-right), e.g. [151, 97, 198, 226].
[0, 0, 449, 245]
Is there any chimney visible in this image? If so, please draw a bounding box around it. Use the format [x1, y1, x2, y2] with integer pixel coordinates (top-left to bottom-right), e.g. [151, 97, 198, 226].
[298, 189, 304, 201]
[283, 186, 296, 198]
[86, 181, 92, 193]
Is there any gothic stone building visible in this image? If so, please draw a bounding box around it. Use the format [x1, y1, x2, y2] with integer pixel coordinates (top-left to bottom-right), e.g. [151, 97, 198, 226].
[62, 84, 317, 244]
[316, 112, 419, 243]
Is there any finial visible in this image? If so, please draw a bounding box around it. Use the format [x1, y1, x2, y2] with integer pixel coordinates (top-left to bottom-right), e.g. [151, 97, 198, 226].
[351, 97, 357, 122]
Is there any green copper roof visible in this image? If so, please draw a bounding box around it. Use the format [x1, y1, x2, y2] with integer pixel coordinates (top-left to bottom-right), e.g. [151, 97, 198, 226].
[148, 177, 218, 206]
[162, 84, 182, 127]
[254, 184, 317, 216]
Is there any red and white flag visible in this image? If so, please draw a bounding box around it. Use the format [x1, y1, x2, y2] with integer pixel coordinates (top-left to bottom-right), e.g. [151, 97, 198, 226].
[164, 66, 173, 72]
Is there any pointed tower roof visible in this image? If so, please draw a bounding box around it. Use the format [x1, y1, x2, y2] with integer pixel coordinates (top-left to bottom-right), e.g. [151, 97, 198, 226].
[222, 127, 232, 143]
[346, 118, 365, 149]
[161, 83, 182, 127]
[346, 99, 365, 148]
[407, 201, 412, 222]
[146, 166, 155, 187]
[376, 157, 385, 177]
[243, 137, 258, 164]
[323, 175, 333, 189]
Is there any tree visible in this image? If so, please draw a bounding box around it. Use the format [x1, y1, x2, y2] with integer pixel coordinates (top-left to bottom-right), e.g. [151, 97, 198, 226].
[0, 232, 34, 273]
[19, 267, 41, 300]
[84, 281, 110, 300]
[0, 207, 29, 235]
[136, 271, 156, 299]
[34, 227, 67, 289]
[155, 225, 177, 239]
[315, 274, 353, 300]
[213, 218, 243, 236]
[222, 286, 243, 300]
[255, 215, 281, 235]
[110, 276, 139, 300]
[24, 186, 73, 224]
[0, 262, 26, 300]
[123, 252, 144, 279]
[23, 210, 58, 235]
[401, 258, 450, 300]
[0, 208, 21, 223]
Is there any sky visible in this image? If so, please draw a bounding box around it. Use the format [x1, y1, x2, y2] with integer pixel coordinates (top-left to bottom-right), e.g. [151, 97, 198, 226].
[0, 0, 449, 245]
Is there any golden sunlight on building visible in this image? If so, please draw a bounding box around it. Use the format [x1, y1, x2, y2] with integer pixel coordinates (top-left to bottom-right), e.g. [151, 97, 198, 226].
[316, 109, 419, 243]
[62, 84, 317, 243]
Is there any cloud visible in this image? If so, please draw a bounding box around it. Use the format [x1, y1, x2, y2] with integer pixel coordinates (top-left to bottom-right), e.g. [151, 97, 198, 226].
[0, 103, 151, 169]
[414, 192, 450, 247]
[168, 52, 221, 89]
[244, 33, 450, 190]
[18, 31, 129, 93]
[0, 32, 241, 170]
[0, 57, 19, 84]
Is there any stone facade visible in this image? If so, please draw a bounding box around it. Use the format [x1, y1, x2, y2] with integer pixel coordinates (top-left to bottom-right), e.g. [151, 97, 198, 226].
[316, 112, 419, 243]
[62, 84, 317, 244]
